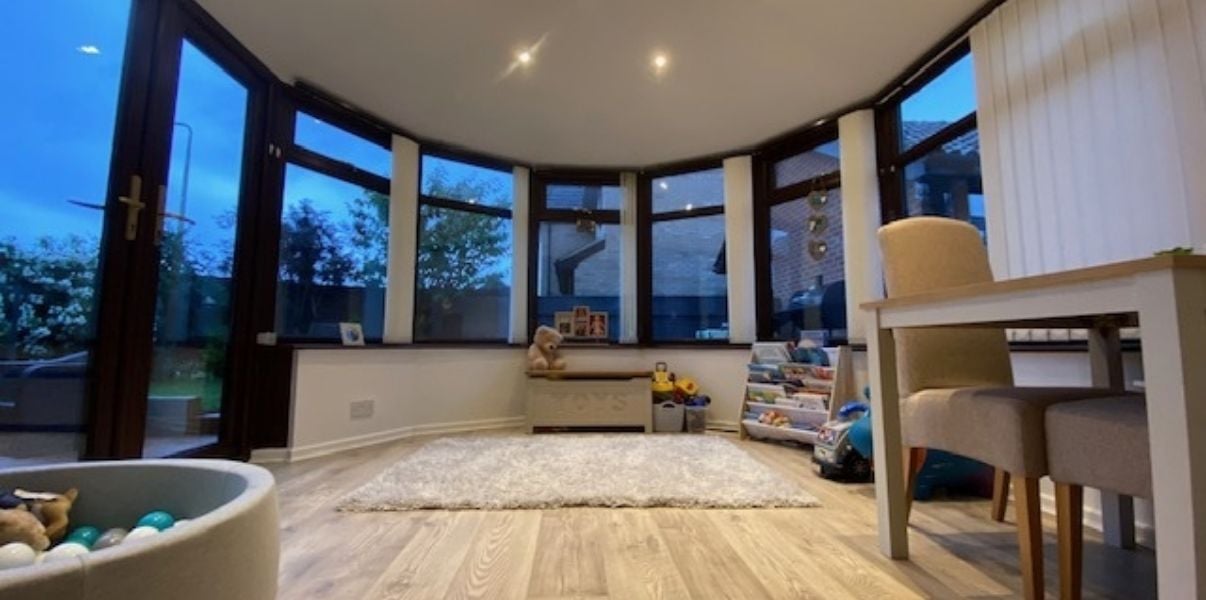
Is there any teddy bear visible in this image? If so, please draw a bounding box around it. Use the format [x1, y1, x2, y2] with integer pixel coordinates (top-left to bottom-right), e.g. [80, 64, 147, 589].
[2, 488, 78, 544]
[527, 325, 566, 371]
[0, 507, 50, 551]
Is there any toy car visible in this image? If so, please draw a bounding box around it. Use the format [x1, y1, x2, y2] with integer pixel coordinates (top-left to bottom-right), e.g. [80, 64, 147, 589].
[812, 403, 872, 482]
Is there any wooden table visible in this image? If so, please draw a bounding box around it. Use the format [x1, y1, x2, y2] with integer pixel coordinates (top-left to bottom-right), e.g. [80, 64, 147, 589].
[861, 255, 1206, 598]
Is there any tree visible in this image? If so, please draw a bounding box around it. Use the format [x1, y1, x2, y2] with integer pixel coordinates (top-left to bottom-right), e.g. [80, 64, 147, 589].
[346, 191, 389, 287]
[412, 165, 510, 336]
[278, 199, 354, 286]
[0, 236, 97, 359]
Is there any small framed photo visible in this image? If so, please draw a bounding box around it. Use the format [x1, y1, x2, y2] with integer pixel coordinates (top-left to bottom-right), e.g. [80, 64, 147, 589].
[588, 313, 608, 338]
[554, 312, 573, 335]
[339, 322, 365, 346]
[572, 305, 590, 320]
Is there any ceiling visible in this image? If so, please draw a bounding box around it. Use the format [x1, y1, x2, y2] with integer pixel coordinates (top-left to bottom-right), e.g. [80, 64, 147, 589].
[197, 0, 981, 168]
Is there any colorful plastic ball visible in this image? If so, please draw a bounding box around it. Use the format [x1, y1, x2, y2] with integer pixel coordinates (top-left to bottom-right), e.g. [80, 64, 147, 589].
[92, 528, 128, 551]
[0, 543, 37, 570]
[124, 526, 160, 542]
[41, 542, 89, 563]
[65, 525, 101, 548]
[135, 511, 175, 531]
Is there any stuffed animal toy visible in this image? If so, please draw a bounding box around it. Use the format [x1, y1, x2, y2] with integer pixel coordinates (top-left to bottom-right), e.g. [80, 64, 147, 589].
[0, 507, 50, 551]
[14, 488, 78, 543]
[527, 325, 566, 371]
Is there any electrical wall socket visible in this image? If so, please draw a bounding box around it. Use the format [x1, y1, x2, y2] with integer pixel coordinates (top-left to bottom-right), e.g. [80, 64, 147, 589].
[349, 399, 375, 420]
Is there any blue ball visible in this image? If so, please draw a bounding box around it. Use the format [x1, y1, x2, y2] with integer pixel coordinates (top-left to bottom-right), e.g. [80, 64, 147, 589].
[135, 511, 175, 531]
[65, 525, 101, 548]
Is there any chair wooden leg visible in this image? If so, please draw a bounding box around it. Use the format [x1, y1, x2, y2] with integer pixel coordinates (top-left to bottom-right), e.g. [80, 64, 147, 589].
[1014, 475, 1045, 600]
[1056, 483, 1084, 600]
[992, 468, 1011, 522]
[904, 447, 926, 523]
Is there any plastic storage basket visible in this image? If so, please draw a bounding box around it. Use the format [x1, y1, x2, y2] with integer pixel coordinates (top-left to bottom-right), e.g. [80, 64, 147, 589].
[653, 401, 684, 432]
[684, 406, 708, 433]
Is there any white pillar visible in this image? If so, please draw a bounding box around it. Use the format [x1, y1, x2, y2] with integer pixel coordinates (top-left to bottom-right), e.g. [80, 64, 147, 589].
[723, 155, 756, 343]
[838, 110, 883, 343]
[384, 135, 419, 343]
[619, 172, 639, 343]
[509, 166, 530, 344]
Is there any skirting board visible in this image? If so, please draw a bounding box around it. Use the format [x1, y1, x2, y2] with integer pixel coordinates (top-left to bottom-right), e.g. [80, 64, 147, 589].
[252, 416, 527, 464]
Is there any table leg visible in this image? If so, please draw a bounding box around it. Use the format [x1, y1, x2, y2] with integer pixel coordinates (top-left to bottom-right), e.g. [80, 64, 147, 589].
[1137, 268, 1206, 598]
[866, 310, 908, 559]
[1088, 326, 1137, 549]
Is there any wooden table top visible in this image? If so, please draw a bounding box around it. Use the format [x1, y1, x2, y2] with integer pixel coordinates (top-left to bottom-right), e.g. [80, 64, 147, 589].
[861, 254, 1206, 311]
[526, 370, 653, 380]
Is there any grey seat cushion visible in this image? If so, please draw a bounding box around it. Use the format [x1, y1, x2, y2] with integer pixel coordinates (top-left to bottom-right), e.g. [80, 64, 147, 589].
[903, 387, 1126, 476]
[1046, 396, 1151, 498]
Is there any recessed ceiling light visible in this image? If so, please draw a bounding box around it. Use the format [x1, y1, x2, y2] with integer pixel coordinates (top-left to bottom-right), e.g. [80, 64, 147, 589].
[77, 45, 100, 55]
[517, 50, 532, 64]
[685, 203, 694, 211]
[658, 181, 669, 190]
[652, 53, 668, 69]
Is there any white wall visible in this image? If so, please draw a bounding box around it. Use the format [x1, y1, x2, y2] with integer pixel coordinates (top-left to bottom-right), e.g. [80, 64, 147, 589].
[972, 0, 1206, 278]
[283, 346, 752, 461]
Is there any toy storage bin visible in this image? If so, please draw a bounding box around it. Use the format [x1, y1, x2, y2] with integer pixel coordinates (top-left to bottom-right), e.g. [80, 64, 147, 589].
[684, 406, 708, 433]
[653, 401, 684, 432]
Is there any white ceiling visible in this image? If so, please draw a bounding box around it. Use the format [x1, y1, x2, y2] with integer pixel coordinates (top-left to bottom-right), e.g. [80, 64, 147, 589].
[197, 0, 981, 168]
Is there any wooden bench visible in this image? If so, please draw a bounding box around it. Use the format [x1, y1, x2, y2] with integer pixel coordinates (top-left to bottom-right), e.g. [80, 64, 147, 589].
[525, 370, 653, 433]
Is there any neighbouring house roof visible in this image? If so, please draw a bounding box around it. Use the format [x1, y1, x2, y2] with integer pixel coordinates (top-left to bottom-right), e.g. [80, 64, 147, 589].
[901, 120, 980, 155]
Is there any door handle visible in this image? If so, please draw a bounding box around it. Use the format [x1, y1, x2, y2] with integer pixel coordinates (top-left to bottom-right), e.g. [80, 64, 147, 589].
[118, 175, 145, 241]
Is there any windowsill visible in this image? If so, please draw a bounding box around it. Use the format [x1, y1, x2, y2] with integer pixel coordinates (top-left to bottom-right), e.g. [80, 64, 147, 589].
[843, 340, 1142, 353]
[276, 341, 753, 351]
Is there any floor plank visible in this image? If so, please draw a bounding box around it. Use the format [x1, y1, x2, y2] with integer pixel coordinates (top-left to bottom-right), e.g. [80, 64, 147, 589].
[268, 430, 1157, 599]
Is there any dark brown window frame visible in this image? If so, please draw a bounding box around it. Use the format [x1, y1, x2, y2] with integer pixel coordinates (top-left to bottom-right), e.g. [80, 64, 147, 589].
[752, 123, 842, 341]
[413, 149, 515, 343]
[876, 40, 978, 225]
[637, 160, 729, 345]
[526, 170, 623, 339]
[273, 92, 392, 344]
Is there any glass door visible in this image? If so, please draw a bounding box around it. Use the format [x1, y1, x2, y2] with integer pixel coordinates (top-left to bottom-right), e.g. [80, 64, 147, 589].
[129, 3, 267, 458]
[0, 1, 137, 467]
[141, 40, 250, 457]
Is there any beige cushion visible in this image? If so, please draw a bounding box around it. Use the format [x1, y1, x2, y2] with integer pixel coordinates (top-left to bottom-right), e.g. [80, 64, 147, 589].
[1046, 396, 1151, 498]
[878, 217, 1013, 395]
[903, 387, 1128, 476]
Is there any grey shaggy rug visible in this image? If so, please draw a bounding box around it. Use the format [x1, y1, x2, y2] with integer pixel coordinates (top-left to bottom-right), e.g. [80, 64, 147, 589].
[338, 435, 820, 511]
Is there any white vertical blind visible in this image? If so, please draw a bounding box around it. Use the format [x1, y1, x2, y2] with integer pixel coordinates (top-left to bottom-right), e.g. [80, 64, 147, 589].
[508, 166, 530, 344]
[837, 110, 883, 342]
[722, 156, 757, 343]
[383, 135, 420, 343]
[972, 0, 1206, 278]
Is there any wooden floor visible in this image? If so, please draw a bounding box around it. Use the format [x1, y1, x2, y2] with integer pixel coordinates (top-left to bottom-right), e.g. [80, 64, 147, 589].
[268, 430, 1156, 599]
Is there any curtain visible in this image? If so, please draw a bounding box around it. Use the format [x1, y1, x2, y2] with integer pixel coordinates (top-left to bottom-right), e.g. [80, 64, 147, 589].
[971, 0, 1206, 278]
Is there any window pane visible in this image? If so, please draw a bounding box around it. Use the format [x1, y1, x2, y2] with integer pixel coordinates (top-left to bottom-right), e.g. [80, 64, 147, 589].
[421, 155, 513, 209]
[652, 215, 728, 341]
[546, 183, 622, 211]
[652, 167, 724, 213]
[903, 129, 985, 238]
[535, 223, 620, 341]
[900, 53, 976, 152]
[0, 0, 132, 465]
[768, 188, 847, 343]
[415, 205, 511, 340]
[294, 111, 391, 177]
[276, 164, 388, 340]
[773, 140, 840, 188]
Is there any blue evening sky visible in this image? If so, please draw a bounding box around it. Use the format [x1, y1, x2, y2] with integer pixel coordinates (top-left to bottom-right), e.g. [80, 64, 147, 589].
[1, 2, 975, 255]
